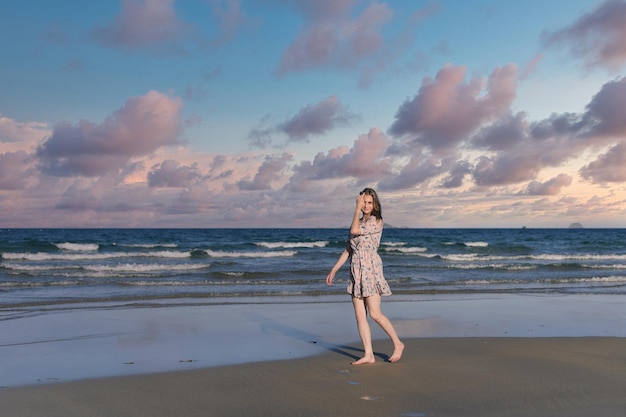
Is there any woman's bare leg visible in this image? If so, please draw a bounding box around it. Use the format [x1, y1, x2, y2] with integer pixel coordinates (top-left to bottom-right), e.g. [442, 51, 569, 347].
[351, 296, 376, 364]
[365, 294, 405, 362]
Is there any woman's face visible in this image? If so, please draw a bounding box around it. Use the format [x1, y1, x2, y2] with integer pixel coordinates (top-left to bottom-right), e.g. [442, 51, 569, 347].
[362, 194, 374, 215]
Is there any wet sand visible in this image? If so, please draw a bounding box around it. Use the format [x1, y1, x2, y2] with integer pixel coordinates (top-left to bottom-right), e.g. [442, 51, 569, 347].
[2, 337, 626, 417]
[1, 294, 626, 416]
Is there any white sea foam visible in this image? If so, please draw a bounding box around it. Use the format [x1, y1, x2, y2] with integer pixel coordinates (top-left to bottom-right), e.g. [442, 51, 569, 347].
[121, 243, 178, 248]
[56, 242, 99, 251]
[382, 241, 407, 247]
[223, 272, 245, 277]
[84, 263, 208, 273]
[531, 253, 626, 261]
[256, 241, 327, 249]
[464, 241, 488, 247]
[384, 246, 428, 253]
[449, 263, 537, 271]
[1, 250, 191, 261]
[205, 249, 297, 258]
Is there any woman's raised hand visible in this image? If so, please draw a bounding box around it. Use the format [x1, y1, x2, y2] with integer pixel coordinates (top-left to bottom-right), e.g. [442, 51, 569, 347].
[355, 193, 365, 210]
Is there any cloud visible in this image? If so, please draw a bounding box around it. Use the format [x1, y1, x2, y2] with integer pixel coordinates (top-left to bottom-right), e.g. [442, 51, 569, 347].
[580, 143, 626, 182]
[471, 112, 528, 151]
[287, 127, 391, 191]
[37, 90, 183, 177]
[207, 0, 250, 48]
[237, 152, 293, 190]
[0, 151, 33, 190]
[542, 0, 626, 71]
[148, 159, 202, 187]
[465, 75, 626, 188]
[472, 153, 544, 187]
[388, 64, 517, 152]
[582, 76, 626, 138]
[278, 96, 357, 141]
[91, 0, 190, 51]
[524, 173, 573, 195]
[0, 115, 49, 145]
[379, 152, 447, 191]
[440, 159, 473, 189]
[276, 1, 393, 74]
[248, 96, 357, 147]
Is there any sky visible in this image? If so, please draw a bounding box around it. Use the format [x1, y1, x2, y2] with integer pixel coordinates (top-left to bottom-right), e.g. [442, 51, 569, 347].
[1, 0, 626, 228]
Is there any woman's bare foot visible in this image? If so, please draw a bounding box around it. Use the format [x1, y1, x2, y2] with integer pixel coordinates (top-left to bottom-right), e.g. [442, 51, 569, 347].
[352, 355, 376, 365]
[388, 342, 404, 363]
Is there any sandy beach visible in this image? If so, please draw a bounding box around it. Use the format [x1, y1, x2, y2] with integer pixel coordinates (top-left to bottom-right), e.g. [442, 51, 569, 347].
[1, 294, 626, 416]
[2, 337, 625, 417]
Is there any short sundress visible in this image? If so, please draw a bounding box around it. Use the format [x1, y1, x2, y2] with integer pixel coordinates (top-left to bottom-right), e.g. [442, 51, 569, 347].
[346, 216, 392, 298]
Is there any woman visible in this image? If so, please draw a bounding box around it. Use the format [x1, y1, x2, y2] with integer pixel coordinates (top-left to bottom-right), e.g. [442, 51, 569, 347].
[326, 188, 404, 364]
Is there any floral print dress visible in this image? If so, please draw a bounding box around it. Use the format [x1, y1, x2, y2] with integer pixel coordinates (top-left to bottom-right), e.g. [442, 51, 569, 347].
[346, 216, 392, 298]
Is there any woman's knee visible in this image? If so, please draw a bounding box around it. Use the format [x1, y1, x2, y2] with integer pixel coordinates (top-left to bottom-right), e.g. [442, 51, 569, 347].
[369, 310, 385, 323]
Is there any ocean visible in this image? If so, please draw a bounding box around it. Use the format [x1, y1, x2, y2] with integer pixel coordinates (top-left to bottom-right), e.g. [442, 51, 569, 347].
[1, 227, 626, 309]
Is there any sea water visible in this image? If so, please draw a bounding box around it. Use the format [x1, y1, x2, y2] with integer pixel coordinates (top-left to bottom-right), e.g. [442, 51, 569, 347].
[1, 228, 626, 308]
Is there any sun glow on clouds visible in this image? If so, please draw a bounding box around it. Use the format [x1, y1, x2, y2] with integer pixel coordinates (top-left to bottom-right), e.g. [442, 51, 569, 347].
[1, 0, 625, 227]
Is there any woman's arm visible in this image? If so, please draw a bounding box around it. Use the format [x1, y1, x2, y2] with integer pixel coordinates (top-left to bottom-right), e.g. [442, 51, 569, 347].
[326, 248, 349, 286]
[350, 194, 365, 235]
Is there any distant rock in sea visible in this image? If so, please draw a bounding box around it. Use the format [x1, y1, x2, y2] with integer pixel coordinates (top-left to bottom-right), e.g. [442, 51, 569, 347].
[568, 222, 584, 229]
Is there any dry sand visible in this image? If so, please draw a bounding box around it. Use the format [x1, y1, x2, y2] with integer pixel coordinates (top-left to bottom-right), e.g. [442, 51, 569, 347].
[2, 337, 625, 417]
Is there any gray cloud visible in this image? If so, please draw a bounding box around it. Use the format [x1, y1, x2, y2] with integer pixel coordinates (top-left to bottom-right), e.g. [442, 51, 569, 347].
[471, 112, 528, 151]
[278, 96, 357, 141]
[580, 143, 626, 182]
[378, 153, 446, 191]
[248, 96, 357, 147]
[524, 173, 573, 195]
[583, 76, 626, 138]
[440, 159, 472, 189]
[0, 151, 32, 190]
[542, 0, 626, 71]
[238, 152, 293, 191]
[148, 159, 202, 187]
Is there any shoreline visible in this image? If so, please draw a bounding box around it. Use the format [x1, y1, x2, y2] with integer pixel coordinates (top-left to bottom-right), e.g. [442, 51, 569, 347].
[1, 293, 625, 388]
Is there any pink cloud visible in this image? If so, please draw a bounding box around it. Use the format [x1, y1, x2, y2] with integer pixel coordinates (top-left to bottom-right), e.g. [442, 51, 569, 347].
[148, 159, 202, 187]
[542, 0, 626, 71]
[388, 64, 517, 151]
[276, 1, 393, 74]
[91, 0, 190, 51]
[287, 127, 391, 191]
[0, 115, 49, 145]
[37, 91, 183, 177]
[237, 152, 293, 190]
[0, 151, 33, 190]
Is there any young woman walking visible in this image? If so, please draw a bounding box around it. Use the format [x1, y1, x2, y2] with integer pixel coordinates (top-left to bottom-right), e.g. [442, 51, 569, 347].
[326, 188, 404, 364]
